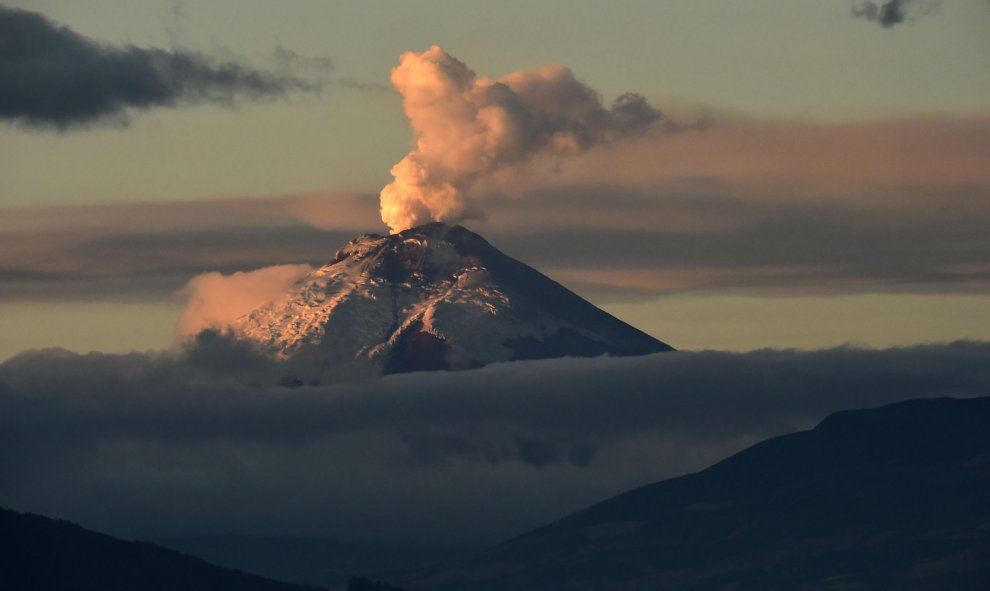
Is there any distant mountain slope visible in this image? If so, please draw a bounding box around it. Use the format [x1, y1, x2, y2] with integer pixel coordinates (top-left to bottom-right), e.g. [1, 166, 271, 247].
[232, 222, 672, 382]
[155, 535, 460, 590]
[414, 396, 990, 590]
[0, 507, 322, 591]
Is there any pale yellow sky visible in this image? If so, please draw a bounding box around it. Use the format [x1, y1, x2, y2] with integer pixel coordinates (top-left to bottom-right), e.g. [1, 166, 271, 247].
[1, 0, 989, 358]
[2, 0, 989, 207]
[4, 293, 989, 361]
[606, 293, 990, 352]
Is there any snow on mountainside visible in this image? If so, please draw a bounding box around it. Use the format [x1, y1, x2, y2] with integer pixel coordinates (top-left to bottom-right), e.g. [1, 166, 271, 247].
[232, 223, 672, 383]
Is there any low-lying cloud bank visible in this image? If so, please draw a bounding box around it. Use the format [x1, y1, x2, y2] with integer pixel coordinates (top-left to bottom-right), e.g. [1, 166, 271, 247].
[1, 341, 987, 546]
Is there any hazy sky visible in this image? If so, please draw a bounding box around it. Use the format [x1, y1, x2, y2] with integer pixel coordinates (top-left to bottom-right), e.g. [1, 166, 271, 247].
[1, 0, 989, 358]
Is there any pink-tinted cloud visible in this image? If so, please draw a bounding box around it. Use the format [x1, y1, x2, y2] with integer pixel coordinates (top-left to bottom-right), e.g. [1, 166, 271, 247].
[379, 46, 661, 232]
[516, 115, 990, 200]
[174, 264, 312, 340]
[286, 192, 380, 231]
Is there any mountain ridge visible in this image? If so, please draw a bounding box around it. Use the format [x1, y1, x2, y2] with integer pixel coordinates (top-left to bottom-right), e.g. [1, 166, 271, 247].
[232, 223, 672, 383]
[411, 396, 990, 590]
[0, 506, 325, 591]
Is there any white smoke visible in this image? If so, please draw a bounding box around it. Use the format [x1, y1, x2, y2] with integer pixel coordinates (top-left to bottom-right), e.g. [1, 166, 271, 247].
[175, 264, 312, 340]
[379, 45, 662, 233]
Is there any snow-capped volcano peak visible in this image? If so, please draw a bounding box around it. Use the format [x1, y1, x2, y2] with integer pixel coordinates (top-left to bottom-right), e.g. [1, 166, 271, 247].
[329, 222, 497, 285]
[232, 223, 672, 383]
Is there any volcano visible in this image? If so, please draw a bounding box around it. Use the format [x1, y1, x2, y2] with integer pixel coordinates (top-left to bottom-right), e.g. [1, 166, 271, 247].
[232, 223, 672, 382]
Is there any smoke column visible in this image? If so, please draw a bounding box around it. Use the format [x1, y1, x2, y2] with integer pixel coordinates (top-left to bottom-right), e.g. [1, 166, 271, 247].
[379, 46, 662, 233]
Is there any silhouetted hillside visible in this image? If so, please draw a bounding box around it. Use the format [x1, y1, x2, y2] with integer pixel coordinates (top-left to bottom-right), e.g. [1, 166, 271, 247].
[415, 396, 990, 590]
[347, 576, 412, 591]
[0, 507, 324, 591]
[156, 535, 460, 589]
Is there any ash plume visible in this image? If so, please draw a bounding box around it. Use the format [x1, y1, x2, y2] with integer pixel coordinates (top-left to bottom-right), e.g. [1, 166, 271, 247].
[379, 46, 662, 233]
[851, 0, 942, 28]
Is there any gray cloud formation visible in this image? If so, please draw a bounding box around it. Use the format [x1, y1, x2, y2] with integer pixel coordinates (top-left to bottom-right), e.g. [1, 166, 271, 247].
[0, 6, 320, 129]
[0, 342, 987, 546]
[852, 0, 942, 27]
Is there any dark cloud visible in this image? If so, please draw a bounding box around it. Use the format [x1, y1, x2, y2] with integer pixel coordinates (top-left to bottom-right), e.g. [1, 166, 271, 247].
[606, 93, 665, 135]
[0, 342, 987, 546]
[0, 6, 320, 129]
[851, 0, 942, 27]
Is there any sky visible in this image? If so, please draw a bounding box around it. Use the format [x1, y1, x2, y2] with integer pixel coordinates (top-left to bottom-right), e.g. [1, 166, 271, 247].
[2, 0, 990, 358]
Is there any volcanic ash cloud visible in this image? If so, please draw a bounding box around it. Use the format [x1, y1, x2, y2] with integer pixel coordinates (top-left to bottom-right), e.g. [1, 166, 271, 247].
[379, 45, 663, 233]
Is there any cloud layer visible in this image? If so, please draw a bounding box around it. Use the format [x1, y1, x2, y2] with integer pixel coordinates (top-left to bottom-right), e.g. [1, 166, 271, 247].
[1, 342, 988, 546]
[175, 264, 312, 340]
[0, 6, 320, 129]
[4, 112, 988, 303]
[379, 46, 661, 232]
